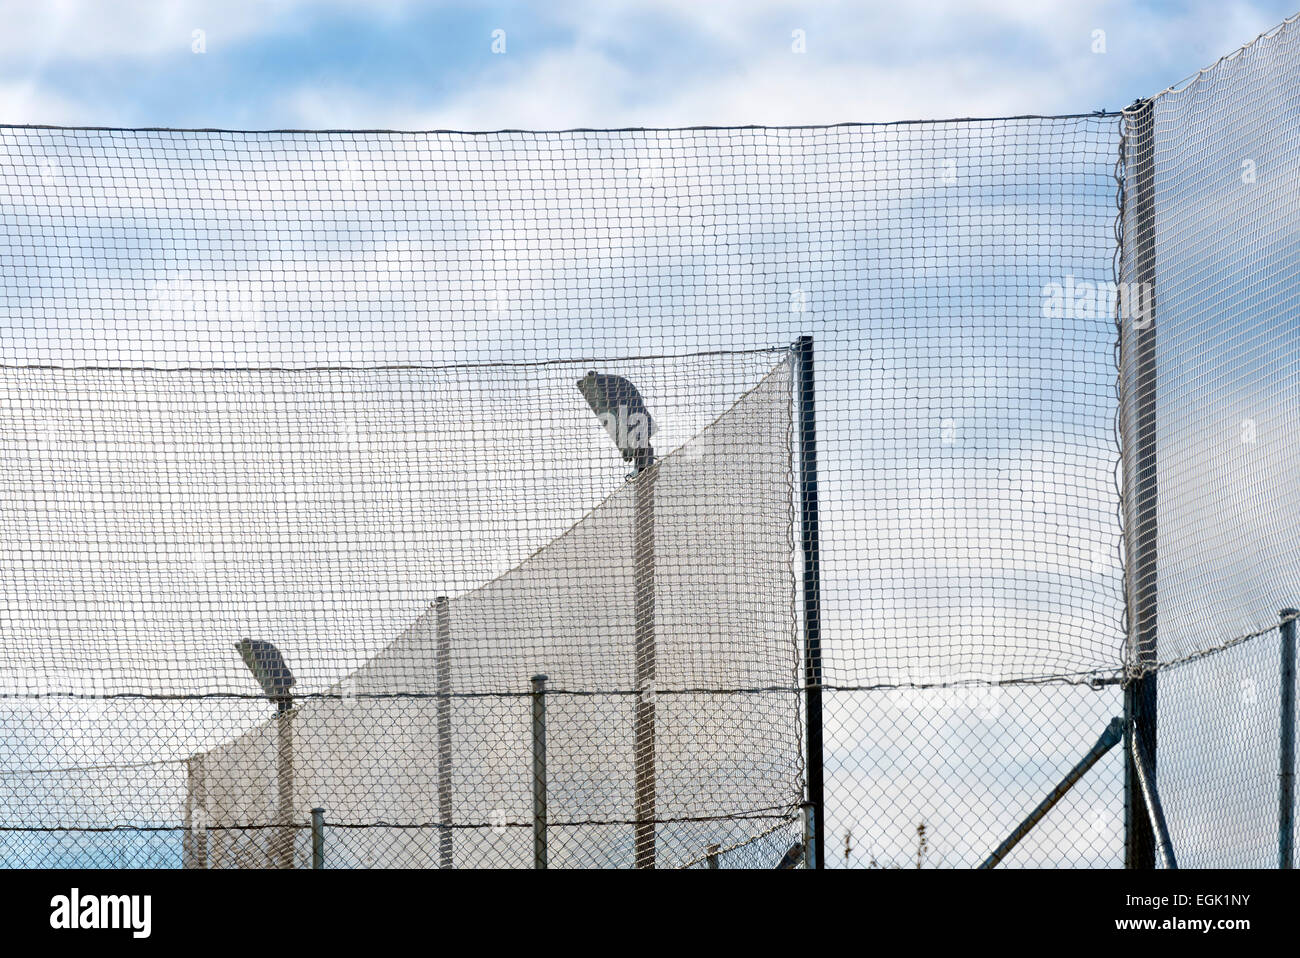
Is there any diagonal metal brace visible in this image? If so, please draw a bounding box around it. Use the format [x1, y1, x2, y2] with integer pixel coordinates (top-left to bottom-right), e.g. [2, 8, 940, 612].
[1128, 717, 1178, 869]
[979, 716, 1124, 869]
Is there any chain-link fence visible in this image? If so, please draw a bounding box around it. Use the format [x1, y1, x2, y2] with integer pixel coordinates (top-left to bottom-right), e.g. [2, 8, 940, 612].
[1, 14, 1298, 869]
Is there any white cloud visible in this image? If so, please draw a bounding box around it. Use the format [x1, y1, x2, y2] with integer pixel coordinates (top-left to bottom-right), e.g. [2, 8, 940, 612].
[0, 0, 368, 60]
[0, 79, 92, 125]
[0, 0, 1292, 129]
[280, 34, 1056, 130]
[278, 1, 1294, 129]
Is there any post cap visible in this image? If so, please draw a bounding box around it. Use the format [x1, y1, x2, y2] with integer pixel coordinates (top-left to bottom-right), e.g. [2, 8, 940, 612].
[1281, 609, 1299, 618]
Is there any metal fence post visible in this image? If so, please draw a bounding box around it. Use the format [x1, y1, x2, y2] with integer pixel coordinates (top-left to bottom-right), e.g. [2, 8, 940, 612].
[532, 674, 548, 870]
[795, 336, 825, 870]
[1121, 97, 1159, 871]
[1281, 609, 1297, 870]
[801, 802, 817, 869]
[184, 755, 208, 869]
[311, 807, 325, 869]
[436, 596, 453, 870]
[633, 464, 658, 869]
[276, 703, 295, 869]
[706, 843, 720, 869]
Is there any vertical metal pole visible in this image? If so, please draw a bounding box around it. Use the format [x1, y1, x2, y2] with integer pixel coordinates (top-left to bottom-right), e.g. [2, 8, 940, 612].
[311, 807, 325, 870]
[1122, 99, 1159, 871]
[633, 464, 658, 869]
[706, 843, 720, 869]
[183, 760, 194, 869]
[276, 701, 295, 869]
[197, 758, 208, 868]
[795, 335, 825, 870]
[802, 802, 817, 869]
[1280, 609, 1297, 870]
[184, 756, 208, 869]
[532, 674, 548, 870]
[435, 596, 453, 870]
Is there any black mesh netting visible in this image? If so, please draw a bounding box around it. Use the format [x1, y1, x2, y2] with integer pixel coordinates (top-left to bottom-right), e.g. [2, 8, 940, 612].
[1, 14, 1298, 868]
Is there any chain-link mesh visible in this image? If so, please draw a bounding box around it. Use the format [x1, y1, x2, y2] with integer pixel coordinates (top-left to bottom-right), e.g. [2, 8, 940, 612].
[2, 13, 1299, 869]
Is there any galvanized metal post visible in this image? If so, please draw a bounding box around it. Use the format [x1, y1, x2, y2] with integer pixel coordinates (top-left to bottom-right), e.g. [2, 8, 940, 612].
[184, 755, 208, 869]
[706, 843, 720, 869]
[532, 674, 548, 870]
[436, 596, 453, 870]
[1280, 609, 1297, 870]
[276, 701, 295, 869]
[311, 807, 325, 869]
[633, 463, 658, 869]
[801, 802, 817, 869]
[1121, 98, 1159, 871]
[795, 336, 825, 870]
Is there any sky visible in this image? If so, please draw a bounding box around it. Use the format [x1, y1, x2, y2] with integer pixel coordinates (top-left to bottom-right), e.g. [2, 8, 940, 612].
[0, 0, 1297, 130]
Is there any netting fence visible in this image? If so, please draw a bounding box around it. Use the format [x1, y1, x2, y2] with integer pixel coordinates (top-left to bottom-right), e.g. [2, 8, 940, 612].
[1116, 13, 1300, 870]
[0, 14, 1298, 868]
